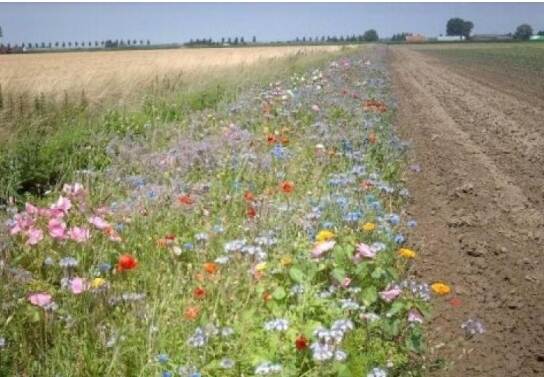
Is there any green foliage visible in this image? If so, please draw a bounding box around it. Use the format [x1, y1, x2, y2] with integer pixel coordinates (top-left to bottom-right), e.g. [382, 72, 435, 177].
[446, 17, 474, 39]
[514, 24, 533, 40]
[363, 29, 379, 42]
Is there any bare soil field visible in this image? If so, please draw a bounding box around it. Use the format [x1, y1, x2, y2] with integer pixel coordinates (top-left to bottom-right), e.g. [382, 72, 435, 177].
[0, 45, 343, 103]
[390, 46, 544, 376]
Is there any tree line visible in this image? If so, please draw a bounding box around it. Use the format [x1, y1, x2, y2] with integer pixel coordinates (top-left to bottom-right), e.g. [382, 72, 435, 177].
[0, 38, 152, 51]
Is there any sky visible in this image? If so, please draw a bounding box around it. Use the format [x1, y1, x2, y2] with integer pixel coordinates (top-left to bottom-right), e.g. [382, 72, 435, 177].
[0, 3, 543, 45]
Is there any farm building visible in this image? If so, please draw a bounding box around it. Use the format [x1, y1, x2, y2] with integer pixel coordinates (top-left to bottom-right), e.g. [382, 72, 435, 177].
[437, 35, 465, 42]
[405, 34, 426, 43]
[529, 35, 544, 41]
[472, 34, 513, 41]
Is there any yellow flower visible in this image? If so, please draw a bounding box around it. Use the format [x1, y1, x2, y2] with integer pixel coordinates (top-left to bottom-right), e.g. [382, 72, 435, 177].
[361, 222, 376, 232]
[280, 255, 293, 267]
[431, 282, 451, 295]
[316, 230, 335, 242]
[255, 262, 268, 272]
[398, 248, 416, 259]
[91, 277, 106, 289]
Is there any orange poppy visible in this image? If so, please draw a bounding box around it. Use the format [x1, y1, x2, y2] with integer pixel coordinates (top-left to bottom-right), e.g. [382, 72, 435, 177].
[184, 306, 200, 320]
[279, 135, 289, 145]
[280, 180, 295, 194]
[266, 134, 277, 144]
[203, 262, 219, 274]
[244, 191, 255, 202]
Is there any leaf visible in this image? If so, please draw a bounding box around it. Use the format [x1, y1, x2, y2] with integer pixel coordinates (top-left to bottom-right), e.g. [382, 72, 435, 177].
[406, 327, 425, 353]
[386, 301, 405, 317]
[336, 364, 353, 377]
[361, 285, 378, 306]
[371, 267, 385, 279]
[272, 287, 286, 301]
[331, 268, 346, 282]
[288, 267, 305, 283]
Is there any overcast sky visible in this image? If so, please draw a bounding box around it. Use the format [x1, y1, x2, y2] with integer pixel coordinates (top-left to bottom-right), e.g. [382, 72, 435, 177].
[1, 3, 543, 44]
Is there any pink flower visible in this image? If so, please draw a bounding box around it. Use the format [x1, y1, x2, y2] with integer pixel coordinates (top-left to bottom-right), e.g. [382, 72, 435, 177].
[69, 277, 89, 295]
[379, 285, 402, 302]
[24, 203, 39, 217]
[50, 196, 72, 213]
[28, 292, 52, 308]
[25, 227, 44, 246]
[342, 277, 352, 288]
[88, 215, 110, 230]
[353, 243, 376, 262]
[68, 226, 90, 243]
[62, 183, 85, 198]
[408, 308, 424, 323]
[9, 213, 34, 235]
[311, 104, 320, 112]
[48, 218, 67, 240]
[311, 240, 336, 258]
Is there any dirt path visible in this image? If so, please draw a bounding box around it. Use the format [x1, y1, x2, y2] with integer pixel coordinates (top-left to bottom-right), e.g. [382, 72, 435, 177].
[389, 47, 544, 377]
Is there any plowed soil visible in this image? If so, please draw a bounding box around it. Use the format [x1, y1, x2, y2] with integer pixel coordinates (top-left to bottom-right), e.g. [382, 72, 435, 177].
[389, 47, 544, 377]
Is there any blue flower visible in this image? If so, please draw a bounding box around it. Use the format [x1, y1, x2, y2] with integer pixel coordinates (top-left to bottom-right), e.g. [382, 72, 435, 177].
[394, 234, 405, 244]
[271, 144, 287, 159]
[162, 372, 173, 377]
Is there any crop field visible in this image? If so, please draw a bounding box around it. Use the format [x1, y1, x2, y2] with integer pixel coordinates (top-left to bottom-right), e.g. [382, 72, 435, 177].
[0, 46, 344, 104]
[409, 42, 544, 101]
[1, 41, 544, 377]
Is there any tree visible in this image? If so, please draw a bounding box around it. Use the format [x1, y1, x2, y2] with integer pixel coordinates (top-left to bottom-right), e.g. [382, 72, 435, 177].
[514, 24, 533, 40]
[446, 17, 474, 39]
[363, 29, 379, 42]
[538, 30, 544, 36]
[0, 26, 3, 39]
[252, 35, 256, 43]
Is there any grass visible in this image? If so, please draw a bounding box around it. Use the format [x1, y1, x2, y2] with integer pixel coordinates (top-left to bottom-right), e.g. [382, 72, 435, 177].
[0, 46, 429, 377]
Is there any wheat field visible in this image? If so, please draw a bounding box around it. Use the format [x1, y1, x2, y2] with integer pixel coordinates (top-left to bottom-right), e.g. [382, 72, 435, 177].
[0, 46, 344, 104]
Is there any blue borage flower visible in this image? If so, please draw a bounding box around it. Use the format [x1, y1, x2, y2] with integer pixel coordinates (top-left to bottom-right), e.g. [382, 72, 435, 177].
[255, 361, 282, 375]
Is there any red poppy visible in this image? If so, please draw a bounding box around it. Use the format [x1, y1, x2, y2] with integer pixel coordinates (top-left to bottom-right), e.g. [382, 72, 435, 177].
[193, 287, 207, 299]
[165, 234, 176, 241]
[266, 134, 277, 144]
[280, 180, 295, 194]
[450, 296, 463, 308]
[244, 191, 255, 202]
[247, 206, 257, 219]
[295, 335, 309, 351]
[203, 262, 219, 274]
[117, 254, 138, 272]
[178, 194, 194, 205]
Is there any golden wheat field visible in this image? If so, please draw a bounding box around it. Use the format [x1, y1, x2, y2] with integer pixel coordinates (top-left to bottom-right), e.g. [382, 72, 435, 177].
[0, 45, 344, 104]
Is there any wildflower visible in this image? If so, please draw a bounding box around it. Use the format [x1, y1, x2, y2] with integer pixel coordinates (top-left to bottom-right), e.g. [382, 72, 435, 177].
[354, 242, 376, 260]
[195, 232, 209, 242]
[379, 285, 402, 302]
[311, 240, 336, 259]
[280, 255, 293, 267]
[407, 219, 418, 228]
[28, 292, 53, 308]
[266, 134, 277, 144]
[187, 327, 208, 347]
[59, 257, 79, 268]
[280, 180, 294, 194]
[334, 349, 348, 361]
[361, 222, 376, 232]
[88, 215, 110, 230]
[310, 342, 334, 361]
[264, 318, 289, 332]
[68, 226, 90, 243]
[244, 191, 255, 202]
[220, 327, 234, 337]
[203, 262, 219, 274]
[117, 254, 138, 272]
[98, 262, 112, 274]
[247, 206, 257, 219]
[0, 337, 5, 349]
[25, 227, 43, 246]
[394, 234, 405, 244]
[91, 277, 107, 289]
[193, 287, 206, 299]
[184, 306, 200, 320]
[219, 358, 235, 369]
[431, 282, 451, 296]
[461, 319, 485, 336]
[407, 309, 424, 323]
[51, 195, 72, 213]
[48, 218, 67, 240]
[344, 211, 362, 222]
[367, 367, 388, 377]
[224, 239, 246, 252]
[311, 104, 320, 112]
[69, 277, 89, 295]
[398, 248, 416, 259]
[450, 296, 462, 308]
[315, 230, 335, 242]
[255, 361, 282, 375]
[295, 335, 309, 351]
[178, 194, 194, 205]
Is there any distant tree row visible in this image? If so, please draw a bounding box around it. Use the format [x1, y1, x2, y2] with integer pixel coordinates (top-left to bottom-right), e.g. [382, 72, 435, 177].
[292, 31, 379, 43]
[184, 36, 256, 47]
[0, 37, 152, 51]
